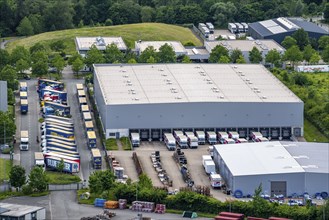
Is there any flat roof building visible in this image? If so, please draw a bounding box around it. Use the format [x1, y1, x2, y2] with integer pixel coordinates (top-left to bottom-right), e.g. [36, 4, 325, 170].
[135, 41, 187, 56]
[213, 141, 329, 197]
[93, 64, 303, 140]
[75, 36, 127, 56]
[249, 17, 329, 44]
[204, 40, 285, 63]
[0, 81, 7, 112]
[0, 203, 46, 220]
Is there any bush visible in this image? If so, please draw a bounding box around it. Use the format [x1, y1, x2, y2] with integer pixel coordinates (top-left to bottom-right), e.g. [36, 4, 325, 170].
[22, 184, 33, 195]
[120, 137, 131, 150]
[38, 118, 44, 123]
[105, 138, 118, 150]
[1, 147, 13, 154]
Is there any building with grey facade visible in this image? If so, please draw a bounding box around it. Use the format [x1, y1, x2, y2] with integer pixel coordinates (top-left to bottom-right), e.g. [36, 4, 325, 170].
[0, 203, 46, 220]
[0, 81, 8, 112]
[93, 64, 303, 140]
[248, 17, 329, 44]
[204, 40, 285, 63]
[213, 141, 329, 198]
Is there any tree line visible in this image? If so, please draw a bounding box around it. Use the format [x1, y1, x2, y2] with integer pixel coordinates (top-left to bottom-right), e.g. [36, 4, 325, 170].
[0, 0, 327, 37]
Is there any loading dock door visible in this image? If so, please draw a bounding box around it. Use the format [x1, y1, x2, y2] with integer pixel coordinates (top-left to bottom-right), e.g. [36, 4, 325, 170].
[237, 128, 247, 138]
[151, 129, 161, 141]
[270, 127, 280, 139]
[282, 127, 292, 139]
[271, 181, 287, 197]
[140, 129, 150, 141]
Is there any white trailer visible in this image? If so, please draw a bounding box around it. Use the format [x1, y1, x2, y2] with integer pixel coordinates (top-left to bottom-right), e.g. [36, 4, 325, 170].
[20, 130, 29, 151]
[202, 155, 213, 167]
[185, 132, 198, 149]
[256, 137, 269, 142]
[210, 173, 223, 188]
[131, 133, 140, 147]
[241, 22, 248, 32]
[206, 131, 217, 145]
[235, 23, 244, 33]
[164, 133, 176, 151]
[195, 131, 205, 145]
[176, 135, 188, 149]
[251, 132, 263, 142]
[228, 131, 239, 140]
[206, 22, 214, 34]
[35, 152, 45, 167]
[208, 146, 214, 157]
[204, 160, 216, 174]
[228, 23, 237, 33]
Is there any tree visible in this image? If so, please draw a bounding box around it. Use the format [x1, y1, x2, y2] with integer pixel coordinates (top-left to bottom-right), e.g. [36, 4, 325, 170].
[0, 65, 17, 90]
[85, 45, 105, 68]
[0, 111, 16, 144]
[44, 0, 74, 31]
[181, 55, 191, 63]
[104, 43, 124, 63]
[281, 36, 297, 49]
[265, 49, 282, 68]
[157, 43, 176, 63]
[57, 159, 65, 173]
[218, 56, 230, 63]
[28, 14, 44, 34]
[10, 46, 30, 65]
[31, 50, 48, 64]
[230, 49, 243, 63]
[303, 44, 316, 63]
[318, 36, 329, 50]
[72, 57, 84, 75]
[146, 56, 156, 63]
[50, 40, 66, 52]
[109, 1, 141, 25]
[210, 2, 237, 27]
[292, 28, 309, 50]
[141, 6, 155, 22]
[16, 17, 34, 36]
[16, 59, 30, 76]
[283, 45, 303, 67]
[138, 173, 153, 189]
[9, 165, 26, 191]
[209, 45, 229, 63]
[307, 3, 318, 15]
[321, 45, 329, 63]
[290, 0, 304, 16]
[139, 46, 157, 63]
[324, 3, 329, 23]
[251, 184, 272, 218]
[309, 52, 321, 64]
[51, 54, 66, 74]
[89, 170, 115, 194]
[236, 55, 246, 64]
[32, 60, 48, 77]
[28, 166, 48, 192]
[30, 43, 47, 55]
[249, 46, 263, 63]
[128, 58, 137, 63]
[0, 49, 10, 70]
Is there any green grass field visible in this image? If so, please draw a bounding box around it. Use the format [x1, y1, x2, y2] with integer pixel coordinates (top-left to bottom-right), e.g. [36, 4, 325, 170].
[304, 119, 329, 142]
[6, 23, 201, 54]
[0, 159, 12, 183]
[46, 171, 81, 184]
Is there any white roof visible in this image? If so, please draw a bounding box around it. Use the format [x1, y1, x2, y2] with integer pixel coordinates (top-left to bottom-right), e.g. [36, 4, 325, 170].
[205, 40, 285, 53]
[94, 64, 301, 105]
[0, 203, 44, 217]
[75, 37, 127, 51]
[214, 141, 306, 176]
[135, 41, 186, 54]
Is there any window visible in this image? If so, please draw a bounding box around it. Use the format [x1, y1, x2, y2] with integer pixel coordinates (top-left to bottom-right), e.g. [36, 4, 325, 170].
[31, 212, 36, 220]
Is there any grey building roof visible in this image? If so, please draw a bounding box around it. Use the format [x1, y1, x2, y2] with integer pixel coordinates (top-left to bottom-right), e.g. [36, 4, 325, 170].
[135, 41, 187, 55]
[75, 36, 127, 51]
[0, 203, 44, 217]
[249, 17, 329, 37]
[93, 64, 302, 105]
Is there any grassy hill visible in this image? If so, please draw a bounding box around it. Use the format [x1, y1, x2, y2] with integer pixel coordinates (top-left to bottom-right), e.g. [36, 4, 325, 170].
[6, 23, 201, 54]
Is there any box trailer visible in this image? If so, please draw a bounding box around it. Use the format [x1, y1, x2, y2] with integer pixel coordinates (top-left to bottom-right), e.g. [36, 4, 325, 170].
[41, 134, 75, 143]
[164, 133, 176, 151]
[20, 91, 27, 99]
[77, 89, 86, 98]
[218, 132, 229, 142]
[38, 78, 64, 92]
[41, 128, 74, 139]
[206, 131, 217, 145]
[76, 83, 84, 91]
[202, 155, 213, 167]
[45, 156, 80, 173]
[235, 23, 244, 33]
[20, 130, 29, 151]
[83, 112, 92, 122]
[44, 115, 73, 122]
[43, 101, 70, 116]
[81, 104, 89, 112]
[40, 89, 67, 102]
[91, 148, 102, 169]
[195, 131, 205, 145]
[41, 139, 76, 148]
[19, 82, 28, 92]
[34, 152, 44, 167]
[228, 23, 237, 33]
[130, 133, 140, 147]
[206, 22, 214, 34]
[20, 99, 28, 113]
[85, 120, 94, 131]
[87, 131, 97, 148]
[204, 160, 216, 174]
[185, 132, 198, 149]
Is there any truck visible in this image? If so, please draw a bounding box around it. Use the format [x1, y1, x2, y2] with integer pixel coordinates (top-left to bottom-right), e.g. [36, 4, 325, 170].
[81, 104, 89, 112]
[235, 23, 244, 33]
[20, 99, 28, 113]
[173, 131, 188, 149]
[195, 131, 205, 145]
[20, 130, 29, 151]
[76, 83, 84, 91]
[251, 132, 263, 142]
[20, 91, 27, 99]
[164, 133, 176, 151]
[34, 152, 44, 167]
[41, 123, 74, 131]
[43, 146, 79, 155]
[77, 90, 86, 98]
[180, 165, 194, 187]
[202, 155, 213, 167]
[41, 135, 75, 143]
[41, 128, 74, 139]
[20, 82, 28, 92]
[204, 160, 216, 174]
[41, 121, 74, 130]
[45, 156, 80, 173]
[218, 132, 229, 143]
[87, 131, 96, 148]
[91, 148, 102, 169]
[220, 138, 236, 144]
[79, 97, 87, 107]
[256, 137, 269, 142]
[206, 131, 217, 145]
[84, 121, 94, 131]
[43, 101, 70, 116]
[206, 22, 214, 34]
[38, 78, 64, 92]
[228, 131, 239, 140]
[130, 133, 140, 147]
[41, 139, 77, 148]
[228, 23, 237, 33]
[83, 112, 92, 121]
[210, 173, 223, 188]
[185, 132, 198, 149]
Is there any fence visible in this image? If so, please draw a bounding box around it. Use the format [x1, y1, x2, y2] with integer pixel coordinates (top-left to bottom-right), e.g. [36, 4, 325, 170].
[0, 182, 10, 192]
[48, 183, 83, 191]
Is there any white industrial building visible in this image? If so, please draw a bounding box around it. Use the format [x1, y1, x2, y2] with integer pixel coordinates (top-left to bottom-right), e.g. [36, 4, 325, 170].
[213, 141, 329, 198]
[0, 203, 46, 220]
[93, 64, 303, 140]
[75, 36, 127, 57]
[204, 40, 285, 63]
[134, 41, 187, 57]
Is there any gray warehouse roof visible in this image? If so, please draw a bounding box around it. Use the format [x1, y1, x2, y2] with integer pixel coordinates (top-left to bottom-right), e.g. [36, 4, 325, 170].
[0, 203, 44, 217]
[135, 41, 187, 54]
[249, 17, 329, 37]
[94, 64, 301, 105]
[75, 36, 127, 51]
[214, 141, 305, 176]
[205, 40, 285, 53]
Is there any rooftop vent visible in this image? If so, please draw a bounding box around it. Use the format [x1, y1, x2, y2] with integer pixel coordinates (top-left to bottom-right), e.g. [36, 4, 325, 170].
[233, 66, 238, 69]
[127, 83, 133, 86]
[123, 75, 129, 78]
[195, 66, 201, 69]
[175, 96, 182, 99]
[219, 96, 224, 99]
[293, 155, 309, 159]
[95, 37, 106, 46]
[132, 91, 136, 95]
[161, 73, 168, 76]
[199, 71, 205, 74]
[261, 96, 267, 99]
[159, 68, 164, 71]
[301, 165, 318, 169]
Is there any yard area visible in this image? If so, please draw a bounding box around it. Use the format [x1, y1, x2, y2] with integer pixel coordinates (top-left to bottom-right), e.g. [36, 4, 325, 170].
[0, 158, 12, 182]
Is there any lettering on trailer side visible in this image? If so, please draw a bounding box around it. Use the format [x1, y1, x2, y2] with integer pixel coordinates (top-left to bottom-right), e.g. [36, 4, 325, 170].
[46, 158, 79, 172]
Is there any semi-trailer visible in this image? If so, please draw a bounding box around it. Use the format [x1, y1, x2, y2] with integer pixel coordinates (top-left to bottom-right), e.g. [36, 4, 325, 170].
[91, 148, 102, 169]
[206, 131, 217, 145]
[44, 156, 80, 173]
[43, 101, 70, 116]
[76, 83, 84, 91]
[164, 133, 176, 151]
[251, 132, 263, 142]
[44, 115, 73, 122]
[20, 99, 28, 113]
[41, 135, 75, 143]
[131, 133, 140, 147]
[77, 90, 86, 98]
[41, 126, 74, 136]
[40, 89, 67, 101]
[41, 122, 74, 130]
[81, 104, 89, 112]
[19, 130, 29, 151]
[87, 131, 96, 148]
[83, 112, 92, 121]
[41, 139, 77, 148]
[19, 82, 28, 92]
[185, 132, 198, 149]
[43, 147, 79, 155]
[220, 138, 236, 144]
[41, 128, 74, 139]
[195, 131, 205, 145]
[20, 91, 27, 99]
[38, 78, 64, 92]
[173, 131, 188, 149]
[34, 152, 44, 167]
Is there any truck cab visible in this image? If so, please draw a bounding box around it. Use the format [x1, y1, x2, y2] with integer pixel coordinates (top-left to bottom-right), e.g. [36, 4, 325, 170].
[220, 138, 235, 144]
[210, 173, 223, 189]
[20, 130, 29, 151]
[164, 133, 176, 151]
[217, 132, 229, 143]
[195, 131, 205, 145]
[185, 132, 198, 149]
[235, 138, 248, 143]
[251, 132, 263, 142]
[228, 131, 239, 140]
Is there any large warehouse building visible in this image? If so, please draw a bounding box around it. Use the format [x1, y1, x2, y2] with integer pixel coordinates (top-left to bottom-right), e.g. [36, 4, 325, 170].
[213, 141, 329, 197]
[93, 64, 303, 140]
[248, 17, 329, 43]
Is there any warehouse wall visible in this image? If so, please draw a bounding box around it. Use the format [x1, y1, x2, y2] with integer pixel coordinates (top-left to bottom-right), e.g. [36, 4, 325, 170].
[93, 72, 107, 133]
[105, 101, 303, 131]
[0, 81, 7, 112]
[305, 172, 329, 195]
[234, 173, 305, 197]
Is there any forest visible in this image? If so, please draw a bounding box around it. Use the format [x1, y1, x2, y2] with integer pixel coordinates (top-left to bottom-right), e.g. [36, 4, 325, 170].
[0, 0, 327, 37]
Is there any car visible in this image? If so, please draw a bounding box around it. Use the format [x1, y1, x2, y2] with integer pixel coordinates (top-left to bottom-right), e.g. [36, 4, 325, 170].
[24, 74, 31, 80]
[0, 144, 10, 150]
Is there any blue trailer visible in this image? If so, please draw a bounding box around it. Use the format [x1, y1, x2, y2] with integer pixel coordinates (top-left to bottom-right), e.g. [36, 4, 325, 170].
[41, 126, 74, 136]
[91, 148, 102, 169]
[38, 78, 64, 92]
[19, 82, 28, 92]
[43, 146, 79, 155]
[44, 156, 80, 173]
[41, 139, 76, 148]
[41, 135, 75, 143]
[87, 131, 96, 148]
[41, 121, 74, 130]
[43, 105, 70, 117]
[20, 99, 28, 113]
[44, 101, 70, 115]
[41, 128, 74, 139]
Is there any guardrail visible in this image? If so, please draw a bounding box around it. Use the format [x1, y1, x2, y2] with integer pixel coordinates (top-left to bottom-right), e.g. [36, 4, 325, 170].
[132, 152, 144, 176]
[48, 183, 83, 191]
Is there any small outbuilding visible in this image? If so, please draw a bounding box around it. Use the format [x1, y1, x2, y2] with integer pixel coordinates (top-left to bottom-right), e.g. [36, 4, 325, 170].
[0, 203, 46, 220]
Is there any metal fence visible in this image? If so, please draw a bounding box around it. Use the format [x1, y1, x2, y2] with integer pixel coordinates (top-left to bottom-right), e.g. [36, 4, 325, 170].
[0, 182, 10, 192]
[48, 183, 83, 191]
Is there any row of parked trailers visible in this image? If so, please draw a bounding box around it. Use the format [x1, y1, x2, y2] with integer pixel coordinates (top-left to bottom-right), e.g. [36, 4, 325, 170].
[76, 83, 101, 169]
[19, 82, 28, 113]
[198, 22, 214, 38]
[129, 127, 292, 143]
[228, 22, 248, 34]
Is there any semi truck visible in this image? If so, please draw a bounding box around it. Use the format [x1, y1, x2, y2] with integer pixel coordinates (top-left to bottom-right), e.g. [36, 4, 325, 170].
[185, 132, 198, 149]
[164, 133, 176, 151]
[41, 128, 74, 139]
[40, 89, 67, 102]
[20, 99, 28, 113]
[251, 132, 263, 142]
[235, 138, 248, 143]
[34, 152, 44, 167]
[173, 131, 188, 149]
[130, 133, 140, 147]
[45, 156, 80, 173]
[91, 148, 102, 169]
[218, 132, 229, 142]
[38, 78, 64, 92]
[20, 130, 29, 151]
[87, 131, 96, 148]
[206, 131, 217, 145]
[195, 131, 205, 145]
[84, 121, 94, 131]
[228, 131, 239, 140]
